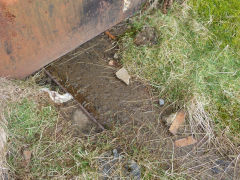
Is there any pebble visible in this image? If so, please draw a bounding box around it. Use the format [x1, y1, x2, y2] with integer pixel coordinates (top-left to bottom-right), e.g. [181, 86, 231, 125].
[99, 149, 141, 179]
[128, 160, 141, 180]
[113, 149, 119, 159]
[159, 99, 165, 106]
[114, 53, 119, 59]
[211, 159, 230, 175]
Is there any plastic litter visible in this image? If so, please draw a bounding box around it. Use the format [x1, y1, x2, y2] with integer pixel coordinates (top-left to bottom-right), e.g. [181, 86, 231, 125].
[41, 88, 73, 104]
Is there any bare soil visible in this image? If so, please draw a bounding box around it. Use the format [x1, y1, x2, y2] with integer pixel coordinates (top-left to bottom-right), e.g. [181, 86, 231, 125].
[46, 24, 160, 130]
[41, 23, 237, 179]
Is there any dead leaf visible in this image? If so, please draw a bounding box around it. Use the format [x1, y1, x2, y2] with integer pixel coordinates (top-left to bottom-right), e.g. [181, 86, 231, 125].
[116, 68, 130, 85]
[169, 111, 185, 135]
[105, 31, 116, 40]
[23, 150, 32, 165]
[175, 136, 197, 147]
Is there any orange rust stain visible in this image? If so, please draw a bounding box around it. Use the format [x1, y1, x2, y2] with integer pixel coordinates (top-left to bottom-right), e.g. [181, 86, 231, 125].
[0, 1, 16, 23]
[0, 0, 18, 6]
[0, 0, 17, 58]
[0, 9, 8, 38]
[12, 31, 17, 37]
[4, 10, 16, 22]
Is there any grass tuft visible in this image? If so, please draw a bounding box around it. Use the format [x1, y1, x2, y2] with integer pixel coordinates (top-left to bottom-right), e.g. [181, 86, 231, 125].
[121, 3, 240, 142]
[6, 99, 97, 179]
[189, 0, 240, 53]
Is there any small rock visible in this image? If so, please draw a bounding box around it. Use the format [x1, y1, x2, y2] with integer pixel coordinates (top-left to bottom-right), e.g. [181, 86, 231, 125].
[113, 149, 119, 159]
[23, 150, 32, 166]
[99, 149, 122, 179]
[72, 109, 91, 134]
[102, 163, 111, 176]
[159, 99, 165, 106]
[116, 68, 131, 85]
[128, 160, 141, 180]
[168, 111, 185, 135]
[108, 60, 119, 67]
[113, 53, 119, 59]
[108, 60, 116, 66]
[211, 160, 230, 174]
[175, 136, 197, 147]
[163, 112, 177, 126]
[99, 149, 141, 179]
[23, 151, 32, 162]
[211, 167, 221, 174]
[216, 159, 230, 168]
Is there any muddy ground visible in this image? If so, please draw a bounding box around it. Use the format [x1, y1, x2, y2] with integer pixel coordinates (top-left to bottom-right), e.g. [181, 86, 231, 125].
[37, 23, 238, 179]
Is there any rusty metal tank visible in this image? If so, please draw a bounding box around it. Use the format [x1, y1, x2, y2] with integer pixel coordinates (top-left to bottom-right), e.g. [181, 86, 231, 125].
[0, 0, 144, 78]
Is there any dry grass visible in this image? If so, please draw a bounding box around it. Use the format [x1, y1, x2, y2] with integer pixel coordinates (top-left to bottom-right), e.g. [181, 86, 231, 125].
[1, 2, 240, 179]
[0, 78, 40, 179]
[0, 78, 99, 179]
[1, 76, 239, 179]
[0, 77, 186, 179]
[119, 1, 240, 179]
[121, 1, 240, 145]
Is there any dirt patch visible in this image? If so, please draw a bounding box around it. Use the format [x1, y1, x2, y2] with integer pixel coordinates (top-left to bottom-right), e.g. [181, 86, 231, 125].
[134, 26, 158, 46]
[42, 23, 238, 179]
[46, 24, 159, 130]
[58, 100, 98, 137]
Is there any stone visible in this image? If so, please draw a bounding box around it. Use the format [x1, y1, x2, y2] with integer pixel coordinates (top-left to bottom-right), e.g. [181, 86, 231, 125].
[72, 109, 91, 133]
[128, 160, 141, 180]
[116, 68, 131, 85]
[159, 99, 165, 106]
[175, 136, 197, 147]
[114, 53, 119, 59]
[169, 111, 185, 135]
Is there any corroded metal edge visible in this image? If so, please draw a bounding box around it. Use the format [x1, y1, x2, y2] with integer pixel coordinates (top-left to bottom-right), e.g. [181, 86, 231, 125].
[0, 0, 144, 79]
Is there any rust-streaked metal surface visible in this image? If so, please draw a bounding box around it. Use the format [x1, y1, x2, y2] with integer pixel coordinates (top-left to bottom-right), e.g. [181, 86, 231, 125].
[0, 0, 144, 78]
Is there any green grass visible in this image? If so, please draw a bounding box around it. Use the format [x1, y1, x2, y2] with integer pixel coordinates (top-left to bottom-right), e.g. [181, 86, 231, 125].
[6, 99, 95, 179]
[4, 2, 240, 178]
[5, 97, 186, 179]
[189, 0, 240, 53]
[121, 4, 240, 142]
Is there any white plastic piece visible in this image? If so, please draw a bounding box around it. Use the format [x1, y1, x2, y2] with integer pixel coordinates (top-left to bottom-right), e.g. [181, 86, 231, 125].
[41, 88, 73, 104]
